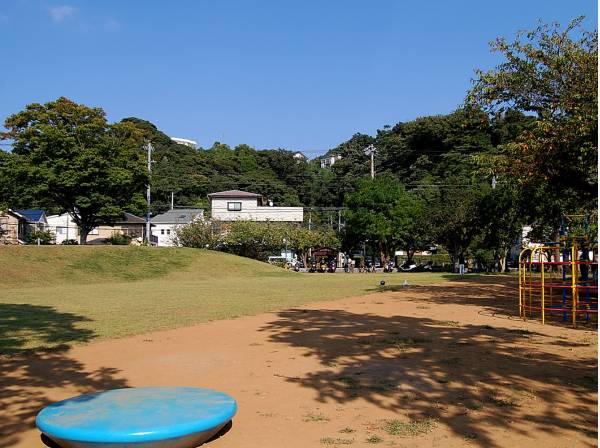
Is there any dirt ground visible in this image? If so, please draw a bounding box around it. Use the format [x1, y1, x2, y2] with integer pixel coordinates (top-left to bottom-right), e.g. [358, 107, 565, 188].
[1, 276, 597, 448]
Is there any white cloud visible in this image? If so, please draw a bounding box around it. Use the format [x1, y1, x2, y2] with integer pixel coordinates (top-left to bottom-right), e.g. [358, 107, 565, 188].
[48, 5, 77, 23]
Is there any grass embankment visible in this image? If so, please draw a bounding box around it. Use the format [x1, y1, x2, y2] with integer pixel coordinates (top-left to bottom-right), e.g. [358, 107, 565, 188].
[1, 246, 450, 354]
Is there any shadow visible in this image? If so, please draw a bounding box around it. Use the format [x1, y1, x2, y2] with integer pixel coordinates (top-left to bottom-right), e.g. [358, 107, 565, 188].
[374, 275, 598, 328]
[40, 420, 235, 448]
[204, 420, 233, 445]
[0, 304, 96, 356]
[0, 304, 127, 448]
[373, 275, 517, 316]
[40, 434, 60, 448]
[261, 307, 597, 447]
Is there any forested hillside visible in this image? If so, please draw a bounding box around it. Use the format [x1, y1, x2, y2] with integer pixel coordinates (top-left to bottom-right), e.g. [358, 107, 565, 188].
[103, 107, 532, 213]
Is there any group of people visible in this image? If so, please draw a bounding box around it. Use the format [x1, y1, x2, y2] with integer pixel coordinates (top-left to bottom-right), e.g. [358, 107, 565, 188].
[339, 253, 378, 273]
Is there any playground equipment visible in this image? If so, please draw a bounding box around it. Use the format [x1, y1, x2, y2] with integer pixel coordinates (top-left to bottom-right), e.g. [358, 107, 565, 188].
[519, 216, 598, 328]
[36, 387, 237, 448]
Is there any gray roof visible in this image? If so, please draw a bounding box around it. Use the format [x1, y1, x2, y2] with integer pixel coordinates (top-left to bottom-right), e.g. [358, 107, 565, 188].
[115, 212, 146, 224]
[207, 190, 262, 199]
[151, 209, 204, 224]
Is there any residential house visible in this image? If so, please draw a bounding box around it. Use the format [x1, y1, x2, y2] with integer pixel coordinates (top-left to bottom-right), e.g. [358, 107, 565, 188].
[293, 152, 307, 162]
[46, 213, 79, 244]
[14, 209, 48, 229]
[0, 210, 27, 244]
[87, 213, 147, 244]
[171, 137, 198, 148]
[208, 190, 303, 222]
[320, 154, 342, 168]
[150, 208, 204, 246]
[47, 212, 147, 244]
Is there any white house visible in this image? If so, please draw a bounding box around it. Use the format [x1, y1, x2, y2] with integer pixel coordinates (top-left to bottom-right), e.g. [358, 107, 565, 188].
[150, 208, 204, 246]
[320, 154, 342, 168]
[46, 213, 79, 244]
[208, 190, 303, 222]
[171, 137, 198, 149]
[293, 152, 307, 162]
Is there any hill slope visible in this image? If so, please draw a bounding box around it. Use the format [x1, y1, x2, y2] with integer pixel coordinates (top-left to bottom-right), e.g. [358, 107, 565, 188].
[1, 246, 285, 288]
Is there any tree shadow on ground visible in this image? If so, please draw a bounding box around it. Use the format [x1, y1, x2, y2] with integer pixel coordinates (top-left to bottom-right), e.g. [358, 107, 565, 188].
[261, 307, 597, 447]
[0, 304, 127, 448]
[374, 275, 598, 329]
[374, 275, 517, 315]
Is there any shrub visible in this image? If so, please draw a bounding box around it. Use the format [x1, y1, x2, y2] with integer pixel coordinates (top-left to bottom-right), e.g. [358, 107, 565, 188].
[27, 229, 55, 245]
[105, 233, 133, 245]
[175, 220, 221, 249]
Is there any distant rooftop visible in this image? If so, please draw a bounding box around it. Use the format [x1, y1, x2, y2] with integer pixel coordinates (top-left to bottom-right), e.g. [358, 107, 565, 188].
[171, 137, 197, 148]
[151, 208, 204, 224]
[14, 209, 46, 223]
[117, 212, 146, 224]
[207, 190, 263, 199]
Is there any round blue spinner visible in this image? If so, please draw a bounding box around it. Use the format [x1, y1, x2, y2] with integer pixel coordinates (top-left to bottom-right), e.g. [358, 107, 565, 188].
[36, 387, 237, 448]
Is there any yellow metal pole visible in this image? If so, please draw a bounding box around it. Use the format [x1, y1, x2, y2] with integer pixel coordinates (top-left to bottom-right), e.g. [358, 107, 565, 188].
[528, 249, 534, 319]
[519, 248, 527, 319]
[541, 248, 545, 325]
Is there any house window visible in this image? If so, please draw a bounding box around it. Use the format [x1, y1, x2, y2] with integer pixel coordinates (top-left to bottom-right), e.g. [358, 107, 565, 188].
[227, 202, 242, 211]
[166, 229, 171, 235]
[161, 229, 165, 235]
[57, 226, 68, 235]
[89, 227, 99, 235]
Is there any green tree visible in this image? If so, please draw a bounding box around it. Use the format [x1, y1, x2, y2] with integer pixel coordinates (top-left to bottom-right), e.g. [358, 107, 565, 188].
[286, 226, 339, 266]
[222, 221, 287, 260]
[345, 175, 430, 264]
[468, 17, 598, 220]
[3, 97, 147, 244]
[175, 219, 221, 249]
[477, 184, 524, 271]
[390, 192, 432, 264]
[431, 178, 484, 270]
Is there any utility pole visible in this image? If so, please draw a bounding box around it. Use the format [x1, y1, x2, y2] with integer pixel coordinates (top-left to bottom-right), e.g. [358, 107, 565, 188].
[364, 144, 376, 179]
[145, 142, 154, 244]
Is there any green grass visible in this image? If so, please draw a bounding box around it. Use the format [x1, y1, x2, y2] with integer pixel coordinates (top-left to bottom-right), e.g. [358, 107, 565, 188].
[320, 437, 354, 445]
[0, 246, 450, 354]
[381, 418, 438, 437]
[303, 412, 330, 422]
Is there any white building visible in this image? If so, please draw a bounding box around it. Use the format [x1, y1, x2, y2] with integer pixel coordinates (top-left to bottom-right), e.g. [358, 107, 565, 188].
[208, 190, 303, 222]
[150, 208, 204, 246]
[293, 152, 307, 162]
[320, 154, 342, 168]
[46, 213, 79, 244]
[171, 137, 198, 149]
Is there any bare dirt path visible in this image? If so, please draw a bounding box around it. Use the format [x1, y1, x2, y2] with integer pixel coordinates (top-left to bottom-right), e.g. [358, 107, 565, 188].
[2, 277, 597, 448]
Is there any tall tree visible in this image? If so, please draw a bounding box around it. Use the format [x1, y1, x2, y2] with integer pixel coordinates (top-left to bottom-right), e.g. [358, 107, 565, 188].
[468, 17, 598, 222]
[3, 97, 147, 243]
[431, 177, 484, 269]
[344, 175, 430, 264]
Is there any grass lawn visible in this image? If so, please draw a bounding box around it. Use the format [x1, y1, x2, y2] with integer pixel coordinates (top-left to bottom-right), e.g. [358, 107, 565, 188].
[1, 246, 452, 354]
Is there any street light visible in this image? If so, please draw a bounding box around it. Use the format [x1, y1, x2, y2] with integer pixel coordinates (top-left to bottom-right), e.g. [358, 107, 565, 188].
[364, 144, 376, 179]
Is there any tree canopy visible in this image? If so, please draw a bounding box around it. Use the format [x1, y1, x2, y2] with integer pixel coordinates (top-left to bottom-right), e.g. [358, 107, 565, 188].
[2, 97, 147, 243]
[468, 17, 598, 224]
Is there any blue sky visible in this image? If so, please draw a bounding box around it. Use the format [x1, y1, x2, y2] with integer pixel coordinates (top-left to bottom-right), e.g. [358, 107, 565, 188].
[0, 1, 596, 156]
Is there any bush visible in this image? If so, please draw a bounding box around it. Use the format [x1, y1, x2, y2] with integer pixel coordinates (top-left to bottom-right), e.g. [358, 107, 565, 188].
[105, 233, 133, 245]
[175, 220, 221, 249]
[27, 229, 55, 245]
[61, 239, 79, 245]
